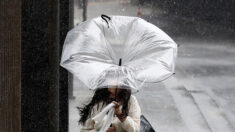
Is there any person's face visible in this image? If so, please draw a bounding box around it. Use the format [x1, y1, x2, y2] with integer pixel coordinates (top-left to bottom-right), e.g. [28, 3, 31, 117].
[108, 86, 121, 97]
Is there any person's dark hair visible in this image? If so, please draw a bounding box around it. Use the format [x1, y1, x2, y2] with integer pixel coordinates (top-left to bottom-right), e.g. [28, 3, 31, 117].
[77, 86, 131, 125]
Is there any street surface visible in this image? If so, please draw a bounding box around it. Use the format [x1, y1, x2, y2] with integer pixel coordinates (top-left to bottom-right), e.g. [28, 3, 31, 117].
[70, 0, 235, 132]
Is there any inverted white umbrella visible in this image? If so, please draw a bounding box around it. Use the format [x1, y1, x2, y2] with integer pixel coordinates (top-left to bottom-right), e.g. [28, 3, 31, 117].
[60, 14, 177, 91]
[60, 14, 177, 131]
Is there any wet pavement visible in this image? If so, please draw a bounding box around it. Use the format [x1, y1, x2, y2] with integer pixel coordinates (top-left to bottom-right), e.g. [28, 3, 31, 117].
[70, 0, 235, 132]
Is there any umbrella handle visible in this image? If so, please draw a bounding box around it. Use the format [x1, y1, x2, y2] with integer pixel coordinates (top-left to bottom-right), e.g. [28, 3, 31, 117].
[101, 14, 111, 28]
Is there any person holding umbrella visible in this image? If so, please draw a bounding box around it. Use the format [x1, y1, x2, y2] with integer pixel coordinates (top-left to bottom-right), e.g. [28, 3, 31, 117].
[78, 65, 141, 132]
[78, 86, 141, 132]
[60, 15, 177, 132]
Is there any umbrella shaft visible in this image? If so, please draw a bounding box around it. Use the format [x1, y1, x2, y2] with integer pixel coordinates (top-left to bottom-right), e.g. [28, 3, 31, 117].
[115, 88, 117, 100]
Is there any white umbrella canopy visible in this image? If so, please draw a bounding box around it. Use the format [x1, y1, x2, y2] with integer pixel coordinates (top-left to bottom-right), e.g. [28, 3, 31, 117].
[60, 15, 177, 92]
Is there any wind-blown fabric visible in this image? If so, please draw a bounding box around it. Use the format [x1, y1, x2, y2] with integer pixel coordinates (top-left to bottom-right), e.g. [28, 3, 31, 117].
[92, 103, 115, 132]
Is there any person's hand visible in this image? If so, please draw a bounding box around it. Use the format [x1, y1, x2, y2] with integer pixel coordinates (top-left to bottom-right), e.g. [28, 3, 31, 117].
[112, 101, 126, 122]
[106, 125, 115, 132]
[112, 101, 122, 115]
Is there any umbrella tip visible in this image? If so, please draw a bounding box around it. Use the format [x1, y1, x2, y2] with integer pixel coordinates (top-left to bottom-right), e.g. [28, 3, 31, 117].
[119, 58, 122, 66]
